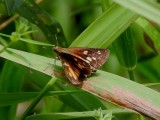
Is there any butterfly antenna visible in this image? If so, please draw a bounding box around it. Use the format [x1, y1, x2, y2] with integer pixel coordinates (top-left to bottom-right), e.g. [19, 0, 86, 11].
[53, 34, 59, 71]
[53, 55, 58, 70]
[55, 34, 59, 47]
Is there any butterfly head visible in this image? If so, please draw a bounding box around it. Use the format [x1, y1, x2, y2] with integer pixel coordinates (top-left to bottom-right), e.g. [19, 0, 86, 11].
[53, 46, 61, 54]
[53, 47, 72, 55]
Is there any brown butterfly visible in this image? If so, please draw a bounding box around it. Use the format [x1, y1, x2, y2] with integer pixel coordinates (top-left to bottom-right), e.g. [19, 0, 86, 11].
[53, 47, 110, 85]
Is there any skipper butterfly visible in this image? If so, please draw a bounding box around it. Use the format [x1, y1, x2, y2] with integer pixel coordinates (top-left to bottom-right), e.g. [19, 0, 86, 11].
[53, 47, 109, 85]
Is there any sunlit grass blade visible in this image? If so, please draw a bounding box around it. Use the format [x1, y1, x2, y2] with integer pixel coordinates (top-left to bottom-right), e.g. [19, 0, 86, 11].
[70, 4, 138, 48]
[113, 0, 160, 24]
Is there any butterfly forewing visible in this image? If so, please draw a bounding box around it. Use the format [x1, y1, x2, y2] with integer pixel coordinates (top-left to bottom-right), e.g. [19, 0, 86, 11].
[66, 48, 110, 71]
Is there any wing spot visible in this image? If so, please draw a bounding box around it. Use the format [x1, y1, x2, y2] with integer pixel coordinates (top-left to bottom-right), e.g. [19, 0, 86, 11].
[74, 58, 78, 61]
[87, 57, 92, 61]
[85, 60, 90, 64]
[97, 51, 101, 54]
[83, 51, 88, 55]
[64, 62, 69, 66]
[92, 57, 96, 60]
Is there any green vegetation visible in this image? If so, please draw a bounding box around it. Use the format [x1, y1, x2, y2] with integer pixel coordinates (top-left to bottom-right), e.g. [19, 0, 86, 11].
[0, 0, 160, 120]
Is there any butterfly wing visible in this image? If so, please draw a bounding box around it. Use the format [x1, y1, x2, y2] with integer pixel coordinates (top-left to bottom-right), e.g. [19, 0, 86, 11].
[58, 53, 91, 85]
[53, 47, 110, 85]
[66, 48, 110, 71]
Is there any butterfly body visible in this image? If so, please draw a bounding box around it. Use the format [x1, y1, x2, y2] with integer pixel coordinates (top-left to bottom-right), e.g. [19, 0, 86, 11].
[53, 47, 110, 85]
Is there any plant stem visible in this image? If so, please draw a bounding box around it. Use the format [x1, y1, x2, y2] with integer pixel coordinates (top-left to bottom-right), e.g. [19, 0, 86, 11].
[21, 76, 57, 120]
[0, 42, 12, 53]
[128, 70, 135, 81]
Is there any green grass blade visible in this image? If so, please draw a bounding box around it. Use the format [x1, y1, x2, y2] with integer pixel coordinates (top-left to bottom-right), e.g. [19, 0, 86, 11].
[20, 38, 54, 47]
[70, 4, 138, 48]
[112, 27, 137, 70]
[0, 61, 25, 120]
[25, 109, 133, 120]
[136, 17, 160, 54]
[0, 91, 82, 107]
[113, 0, 160, 24]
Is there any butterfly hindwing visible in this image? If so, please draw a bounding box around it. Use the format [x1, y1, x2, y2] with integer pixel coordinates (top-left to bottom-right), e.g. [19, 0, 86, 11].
[58, 53, 91, 85]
